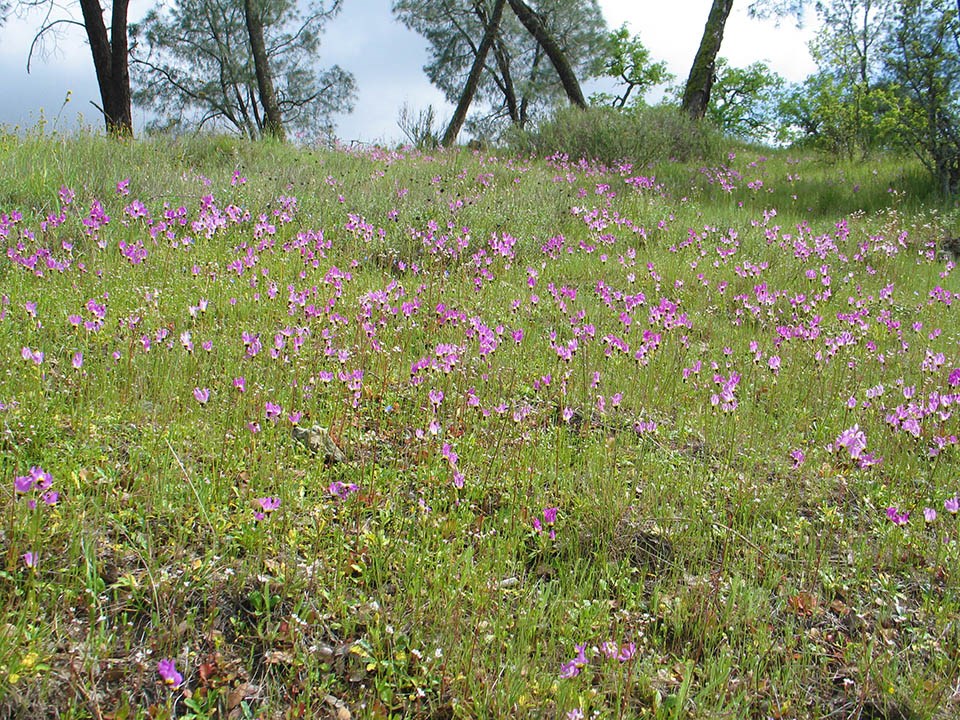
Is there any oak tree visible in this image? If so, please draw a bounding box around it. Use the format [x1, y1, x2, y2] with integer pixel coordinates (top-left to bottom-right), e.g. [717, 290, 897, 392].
[681, 0, 734, 119]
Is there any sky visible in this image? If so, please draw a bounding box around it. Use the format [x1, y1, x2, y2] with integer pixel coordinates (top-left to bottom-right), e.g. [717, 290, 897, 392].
[0, 0, 819, 143]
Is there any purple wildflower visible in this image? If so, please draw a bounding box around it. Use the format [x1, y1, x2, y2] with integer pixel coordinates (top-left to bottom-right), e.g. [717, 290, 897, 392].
[21, 347, 43, 365]
[886, 506, 909, 526]
[32, 467, 52, 490]
[789, 449, 805, 468]
[157, 658, 183, 687]
[441, 442, 459, 466]
[835, 425, 867, 461]
[257, 497, 281, 512]
[329, 481, 359, 499]
[559, 643, 589, 679]
[599, 640, 619, 659]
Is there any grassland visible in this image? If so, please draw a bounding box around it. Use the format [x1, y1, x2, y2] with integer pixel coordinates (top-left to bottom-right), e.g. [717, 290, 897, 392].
[0, 128, 958, 719]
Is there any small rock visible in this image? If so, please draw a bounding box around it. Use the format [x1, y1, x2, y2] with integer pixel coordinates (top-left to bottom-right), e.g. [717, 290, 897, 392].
[324, 694, 352, 720]
[292, 425, 346, 464]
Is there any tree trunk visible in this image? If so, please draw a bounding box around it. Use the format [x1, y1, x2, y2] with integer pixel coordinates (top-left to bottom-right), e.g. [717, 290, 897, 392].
[243, 0, 285, 141]
[506, 0, 587, 109]
[519, 46, 543, 127]
[78, 0, 133, 136]
[681, 0, 734, 120]
[442, 0, 506, 146]
[492, 37, 520, 124]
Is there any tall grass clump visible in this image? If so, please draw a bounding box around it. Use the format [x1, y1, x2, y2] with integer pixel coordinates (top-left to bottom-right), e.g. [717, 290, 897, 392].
[507, 105, 723, 166]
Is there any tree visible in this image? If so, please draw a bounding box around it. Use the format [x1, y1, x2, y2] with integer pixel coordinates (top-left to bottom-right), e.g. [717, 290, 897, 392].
[804, 0, 894, 154]
[681, 0, 734, 119]
[394, 0, 604, 141]
[79, 0, 133, 136]
[814, 0, 892, 86]
[769, 0, 896, 155]
[17, 0, 133, 135]
[131, 0, 355, 140]
[505, 0, 588, 108]
[882, 0, 960, 194]
[747, 0, 810, 20]
[776, 72, 870, 152]
[442, 0, 506, 145]
[244, 0, 285, 140]
[705, 58, 784, 139]
[773, 0, 960, 194]
[590, 24, 673, 109]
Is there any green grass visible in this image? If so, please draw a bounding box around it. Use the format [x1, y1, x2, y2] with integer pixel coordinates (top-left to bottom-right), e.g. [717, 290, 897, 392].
[0, 125, 958, 719]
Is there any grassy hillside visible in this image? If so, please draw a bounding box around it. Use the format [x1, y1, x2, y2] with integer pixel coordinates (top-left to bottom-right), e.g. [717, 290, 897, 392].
[0, 127, 958, 719]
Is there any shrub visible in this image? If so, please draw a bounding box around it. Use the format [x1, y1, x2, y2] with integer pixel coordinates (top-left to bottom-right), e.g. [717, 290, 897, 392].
[505, 104, 722, 166]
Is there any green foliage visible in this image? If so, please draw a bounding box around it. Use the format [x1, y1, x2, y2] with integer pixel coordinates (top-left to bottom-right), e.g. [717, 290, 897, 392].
[882, 0, 960, 195]
[776, 72, 897, 155]
[777, 0, 894, 156]
[779, 0, 960, 197]
[704, 58, 784, 141]
[589, 24, 673, 109]
[130, 0, 355, 140]
[507, 104, 722, 165]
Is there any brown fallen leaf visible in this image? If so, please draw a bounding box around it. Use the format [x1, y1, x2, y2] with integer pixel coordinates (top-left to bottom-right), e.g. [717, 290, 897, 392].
[263, 649, 296, 665]
[227, 683, 258, 710]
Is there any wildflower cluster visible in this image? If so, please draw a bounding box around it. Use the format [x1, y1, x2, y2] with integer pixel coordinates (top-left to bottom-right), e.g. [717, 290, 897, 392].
[559, 638, 638, 679]
[13, 466, 59, 570]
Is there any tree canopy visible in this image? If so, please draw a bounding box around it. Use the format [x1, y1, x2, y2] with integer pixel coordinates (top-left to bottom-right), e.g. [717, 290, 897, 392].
[590, 24, 673, 110]
[131, 0, 355, 140]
